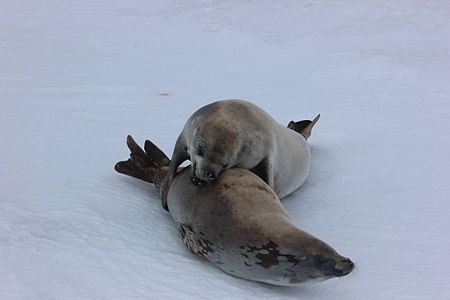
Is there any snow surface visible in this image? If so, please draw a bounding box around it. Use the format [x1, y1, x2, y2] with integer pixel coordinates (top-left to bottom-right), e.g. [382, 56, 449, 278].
[1, 0, 450, 299]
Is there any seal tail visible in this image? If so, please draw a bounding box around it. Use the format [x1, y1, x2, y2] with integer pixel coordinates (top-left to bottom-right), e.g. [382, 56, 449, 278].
[287, 114, 320, 140]
[115, 135, 170, 195]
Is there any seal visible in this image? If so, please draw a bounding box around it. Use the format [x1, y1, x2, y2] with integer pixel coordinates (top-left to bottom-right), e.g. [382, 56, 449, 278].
[162, 99, 320, 210]
[115, 136, 353, 286]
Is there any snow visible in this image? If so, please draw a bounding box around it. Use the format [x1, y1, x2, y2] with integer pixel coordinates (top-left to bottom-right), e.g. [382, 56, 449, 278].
[1, 0, 450, 299]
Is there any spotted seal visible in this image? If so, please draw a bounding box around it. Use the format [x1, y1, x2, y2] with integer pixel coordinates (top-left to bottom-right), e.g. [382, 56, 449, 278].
[115, 135, 353, 286]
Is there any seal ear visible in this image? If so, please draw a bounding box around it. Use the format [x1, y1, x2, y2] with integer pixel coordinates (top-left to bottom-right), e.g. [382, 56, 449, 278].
[287, 114, 320, 140]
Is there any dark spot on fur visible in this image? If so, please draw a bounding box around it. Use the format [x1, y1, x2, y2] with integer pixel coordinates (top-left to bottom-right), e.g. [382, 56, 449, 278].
[179, 224, 214, 258]
[241, 253, 249, 258]
[199, 239, 214, 255]
[245, 241, 300, 269]
[244, 261, 253, 267]
[285, 254, 300, 266]
[256, 252, 280, 268]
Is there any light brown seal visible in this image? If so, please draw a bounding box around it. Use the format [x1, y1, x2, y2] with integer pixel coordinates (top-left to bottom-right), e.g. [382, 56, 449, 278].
[162, 99, 320, 210]
[115, 135, 353, 286]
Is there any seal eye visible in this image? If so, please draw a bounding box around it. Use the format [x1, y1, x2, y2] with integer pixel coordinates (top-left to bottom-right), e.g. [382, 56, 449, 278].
[223, 163, 229, 168]
[197, 148, 205, 157]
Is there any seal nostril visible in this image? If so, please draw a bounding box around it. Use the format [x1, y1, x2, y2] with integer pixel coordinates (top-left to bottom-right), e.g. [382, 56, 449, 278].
[205, 169, 216, 180]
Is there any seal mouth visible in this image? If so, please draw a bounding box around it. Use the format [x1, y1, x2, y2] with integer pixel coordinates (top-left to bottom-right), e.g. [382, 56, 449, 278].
[190, 175, 207, 186]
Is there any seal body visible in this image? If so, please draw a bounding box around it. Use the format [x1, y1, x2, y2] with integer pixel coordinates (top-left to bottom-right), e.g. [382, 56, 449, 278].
[168, 167, 353, 285]
[163, 99, 311, 209]
[115, 136, 353, 286]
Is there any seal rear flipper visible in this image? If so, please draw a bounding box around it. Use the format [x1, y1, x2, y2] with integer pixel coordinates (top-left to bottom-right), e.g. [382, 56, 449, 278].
[144, 139, 170, 168]
[115, 135, 154, 182]
[287, 114, 320, 140]
[115, 135, 170, 205]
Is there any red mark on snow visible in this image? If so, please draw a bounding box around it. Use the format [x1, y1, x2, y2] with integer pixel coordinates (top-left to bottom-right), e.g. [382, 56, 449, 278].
[159, 92, 171, 96]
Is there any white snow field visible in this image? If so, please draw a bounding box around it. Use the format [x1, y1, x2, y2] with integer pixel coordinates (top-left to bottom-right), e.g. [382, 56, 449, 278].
[1, 0, 450, 299]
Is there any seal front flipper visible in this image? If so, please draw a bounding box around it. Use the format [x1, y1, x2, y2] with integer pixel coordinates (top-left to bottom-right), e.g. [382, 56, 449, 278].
[287, 114, 320, 140]
[250, 156, 274, 188]
[162, 135, 189, 210]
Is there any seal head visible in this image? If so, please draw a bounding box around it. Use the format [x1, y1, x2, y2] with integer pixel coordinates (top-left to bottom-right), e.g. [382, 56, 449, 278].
[188, 121, 240, 185]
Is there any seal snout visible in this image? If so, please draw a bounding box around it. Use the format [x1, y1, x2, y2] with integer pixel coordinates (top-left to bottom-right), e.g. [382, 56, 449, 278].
[315, 255, 354, 278]
[332, 258, 354, 277]
[191, 168, 217, 185]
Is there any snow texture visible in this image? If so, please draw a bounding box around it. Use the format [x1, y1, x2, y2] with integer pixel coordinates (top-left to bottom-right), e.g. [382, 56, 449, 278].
[1, 0, 450, 299]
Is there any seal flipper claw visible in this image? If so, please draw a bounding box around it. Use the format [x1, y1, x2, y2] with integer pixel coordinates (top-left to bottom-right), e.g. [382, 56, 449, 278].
[287, 114, 320, 140]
